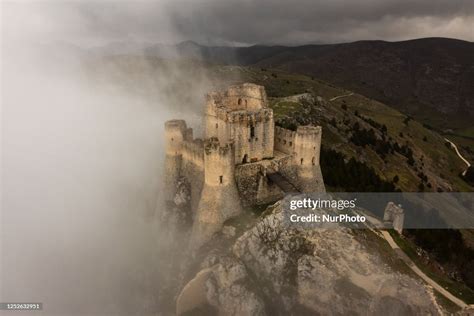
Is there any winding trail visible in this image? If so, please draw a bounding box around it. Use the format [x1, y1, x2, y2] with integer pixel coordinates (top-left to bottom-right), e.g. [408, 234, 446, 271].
[444, 138, 471, 176]
[329, 92, 353, 102]
[355, 210, 472, 310]
[380, 231, 468, 309]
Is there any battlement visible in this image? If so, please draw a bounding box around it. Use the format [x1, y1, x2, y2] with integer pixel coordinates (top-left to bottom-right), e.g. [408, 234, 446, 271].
[204, 137, 234, 156]
[207, 83, 268, 113]
[296, 125, 322, 136]
[165, 119, 187, 133]
[224, 108, 273, 123]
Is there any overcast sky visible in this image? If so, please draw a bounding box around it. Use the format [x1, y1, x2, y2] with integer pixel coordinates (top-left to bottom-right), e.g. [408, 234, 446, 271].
[3, 0, 474, 46]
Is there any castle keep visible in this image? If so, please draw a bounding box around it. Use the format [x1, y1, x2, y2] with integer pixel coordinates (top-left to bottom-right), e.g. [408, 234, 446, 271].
[164, 83, 325, 245]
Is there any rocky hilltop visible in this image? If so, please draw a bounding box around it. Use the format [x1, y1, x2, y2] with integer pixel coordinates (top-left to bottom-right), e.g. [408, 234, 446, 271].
[172, 199, 441, 315]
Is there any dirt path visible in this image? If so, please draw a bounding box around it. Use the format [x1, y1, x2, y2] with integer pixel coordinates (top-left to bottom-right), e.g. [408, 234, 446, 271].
[444, 138, 471, 176]
[381, 231, 468, 309]
[355, 209, 471, 310]
[329, 92, 353, 101]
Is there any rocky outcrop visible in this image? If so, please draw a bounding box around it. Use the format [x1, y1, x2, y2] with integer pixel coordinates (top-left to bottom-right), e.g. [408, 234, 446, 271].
[177, 255, 266, 315]
[177, 200, 440, 315]
[161, 176, 192, 237]
[205, 256, 266, 316]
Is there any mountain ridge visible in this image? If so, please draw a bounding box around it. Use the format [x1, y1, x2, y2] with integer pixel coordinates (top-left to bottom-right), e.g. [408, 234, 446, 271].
[99, 37, 472, 132]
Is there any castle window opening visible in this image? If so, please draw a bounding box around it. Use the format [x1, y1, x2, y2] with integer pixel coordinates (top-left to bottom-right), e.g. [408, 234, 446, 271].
[300, 158, 304, 165]
[250, 125, 255, 138]
[216, 123, 218, 128]
[245, 99, 248, 106]
[242, 154, 248, 164]
[289, 141, 292, 147]
[219, 175, 223, 184]
[238, 98, 242, 105]
[283, 140, 287, 145]
[312, 157, 315, 165]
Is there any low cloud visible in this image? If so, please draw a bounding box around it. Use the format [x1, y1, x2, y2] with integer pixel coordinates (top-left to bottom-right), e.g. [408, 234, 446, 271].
[7, 0, 472, 46]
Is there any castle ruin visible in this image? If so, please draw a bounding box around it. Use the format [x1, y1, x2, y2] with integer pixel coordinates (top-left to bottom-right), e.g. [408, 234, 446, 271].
[164, 83, 325, 246]
[383, 202, 405, 234]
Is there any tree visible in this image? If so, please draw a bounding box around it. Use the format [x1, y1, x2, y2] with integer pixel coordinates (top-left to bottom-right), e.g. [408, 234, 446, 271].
[418, 182, 425, 191]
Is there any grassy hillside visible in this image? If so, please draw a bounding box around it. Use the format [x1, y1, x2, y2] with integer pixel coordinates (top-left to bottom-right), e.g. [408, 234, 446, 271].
[143, 39, 474, 159]
[211, 65, 472, 192]
[85, 56, 472, 192]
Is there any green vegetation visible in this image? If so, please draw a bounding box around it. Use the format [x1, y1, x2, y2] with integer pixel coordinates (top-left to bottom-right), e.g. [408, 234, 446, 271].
[271, 100, 301, 120]
[433, 291, 462, 314]
[463, 166, 474, 185]
[389, 230, 474, 304]
[353, 229, 415, 277]
[320, 148, 396, 192]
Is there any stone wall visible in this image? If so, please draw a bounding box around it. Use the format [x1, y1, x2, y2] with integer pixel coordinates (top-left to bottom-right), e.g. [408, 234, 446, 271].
[191, 138, 243, 248]
[294, 126, 322, 167]
[275, 126, 296, 155]
[293, 126, 325, 192]
[181, 139, 205, 215]
[205, 84, 274, 164]
[164, 120, 187, 200]
[207, 83, 268, 112]
[235, 161, 284, 207]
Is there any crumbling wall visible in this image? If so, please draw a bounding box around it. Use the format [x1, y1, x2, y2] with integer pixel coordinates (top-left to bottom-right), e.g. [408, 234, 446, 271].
[164, 120, 187, 200]
[181, 139, 205, 214]
[227, 110, 274, 163]
[384, 202, 404, 234]
[235, 162, 284, 207]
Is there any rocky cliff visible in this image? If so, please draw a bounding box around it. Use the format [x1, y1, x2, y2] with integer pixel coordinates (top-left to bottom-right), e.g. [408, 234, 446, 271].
[175, 199, 442, 315]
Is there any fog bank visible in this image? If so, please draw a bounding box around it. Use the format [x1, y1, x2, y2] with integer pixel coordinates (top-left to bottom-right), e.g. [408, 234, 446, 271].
[1, 3, 210, 315]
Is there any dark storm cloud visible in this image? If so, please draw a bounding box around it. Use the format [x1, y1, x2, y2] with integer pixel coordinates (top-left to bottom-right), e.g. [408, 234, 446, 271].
[166, 0, 474, 44]
[13, 0, 474, 45]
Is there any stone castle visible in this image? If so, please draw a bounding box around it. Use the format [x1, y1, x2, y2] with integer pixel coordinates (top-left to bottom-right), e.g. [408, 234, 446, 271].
[164, 83, 325, 246]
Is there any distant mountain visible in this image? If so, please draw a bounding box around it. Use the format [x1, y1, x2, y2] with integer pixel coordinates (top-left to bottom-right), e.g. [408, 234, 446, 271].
[129, 38, 472, 130]
[234, 38, 474, 129]
[87, 38, 473, 130]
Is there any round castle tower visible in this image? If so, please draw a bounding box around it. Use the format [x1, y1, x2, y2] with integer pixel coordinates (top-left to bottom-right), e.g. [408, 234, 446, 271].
[293, 126, 325, 192]
[191, 137, 243, 248]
